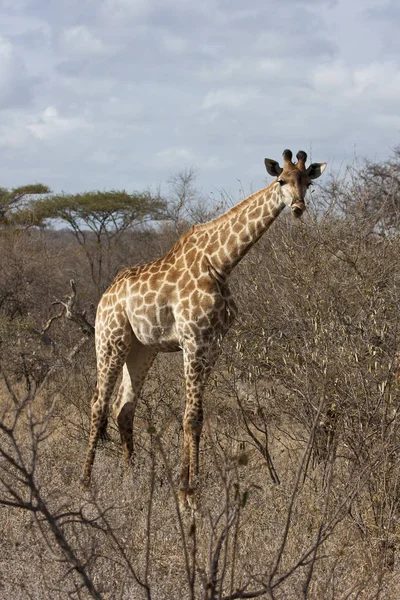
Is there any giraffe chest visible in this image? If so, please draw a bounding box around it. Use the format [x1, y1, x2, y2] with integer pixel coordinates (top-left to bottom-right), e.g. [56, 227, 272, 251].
[174, 284, 238, 344]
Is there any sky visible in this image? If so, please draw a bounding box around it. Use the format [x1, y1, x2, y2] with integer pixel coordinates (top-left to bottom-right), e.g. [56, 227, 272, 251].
[1, 0, 400, 201]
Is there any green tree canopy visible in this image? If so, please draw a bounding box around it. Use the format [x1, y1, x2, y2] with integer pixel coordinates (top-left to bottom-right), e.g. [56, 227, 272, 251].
[15, 189, 168, 291]
[0, 184, 51, 226]
[17, 189, 167, 234]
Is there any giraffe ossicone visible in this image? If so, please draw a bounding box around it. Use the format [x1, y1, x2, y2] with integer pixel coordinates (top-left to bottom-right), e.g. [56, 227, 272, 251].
[81, 150, 327, 509]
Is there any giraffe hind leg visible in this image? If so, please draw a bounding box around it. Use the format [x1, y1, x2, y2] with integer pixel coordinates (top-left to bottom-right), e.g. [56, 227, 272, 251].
[90, 382, 111, 441]
[81, 332, 132, 486]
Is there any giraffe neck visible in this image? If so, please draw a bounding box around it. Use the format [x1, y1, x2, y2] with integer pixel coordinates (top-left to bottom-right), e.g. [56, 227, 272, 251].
[201, 182, 284, 276]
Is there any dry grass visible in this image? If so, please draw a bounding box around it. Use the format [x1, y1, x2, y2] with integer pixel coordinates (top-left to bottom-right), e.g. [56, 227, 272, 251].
[2, 348, 400, 599]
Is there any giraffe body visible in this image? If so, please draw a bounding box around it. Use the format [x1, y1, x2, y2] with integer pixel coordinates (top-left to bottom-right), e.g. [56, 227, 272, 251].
[82, 150, 326, 508]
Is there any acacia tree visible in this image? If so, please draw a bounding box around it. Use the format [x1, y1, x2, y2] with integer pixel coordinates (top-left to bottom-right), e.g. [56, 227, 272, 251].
[0, 184, 51, 227]
[22, 189, 168, 292]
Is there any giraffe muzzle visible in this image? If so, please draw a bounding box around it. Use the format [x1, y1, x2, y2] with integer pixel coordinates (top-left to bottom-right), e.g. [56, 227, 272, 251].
[291, 202, 305, 218]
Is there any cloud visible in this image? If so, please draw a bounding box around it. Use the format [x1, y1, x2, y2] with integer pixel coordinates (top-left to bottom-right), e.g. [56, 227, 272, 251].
[27, 106, 90, 140]
[311, 60, 400, 110]
[0, 0, 399, 198]
[60, 26, 107, 56]
[155, 146, 231, 175]
[89, 149, 118, 165]
[155, 147, 197, 167]
[375, 114, 400, 130]
[100, 0, 152, 21]
[0, 36, 35, 108]
[353, 62, 400, 101]
[0, 120, 30, 149]
[161, 33, 187, 54]
[202, 88, 260, 110]
[313, 63, 352, 93]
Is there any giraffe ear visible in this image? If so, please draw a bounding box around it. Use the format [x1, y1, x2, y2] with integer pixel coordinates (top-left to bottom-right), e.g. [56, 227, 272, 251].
[264, 158, 283, 177]
[306, 162, 327, 180]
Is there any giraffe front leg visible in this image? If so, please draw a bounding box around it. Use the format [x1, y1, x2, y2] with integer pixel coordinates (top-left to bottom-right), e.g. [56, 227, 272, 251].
[179, 429, 191, 508]
[115, 401, 135, 473]
[186, 408, 203, 510]
[179, 405, 203, 510]
[113, 369, 136, 475]
[179, 346, 214, 510]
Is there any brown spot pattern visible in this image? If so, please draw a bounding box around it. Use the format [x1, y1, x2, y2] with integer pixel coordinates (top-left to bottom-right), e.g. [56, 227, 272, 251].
[81, 150, 326, 508]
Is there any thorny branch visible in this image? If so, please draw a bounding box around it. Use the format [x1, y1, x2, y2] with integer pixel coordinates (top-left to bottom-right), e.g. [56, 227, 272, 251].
[0, 373, 101, 599]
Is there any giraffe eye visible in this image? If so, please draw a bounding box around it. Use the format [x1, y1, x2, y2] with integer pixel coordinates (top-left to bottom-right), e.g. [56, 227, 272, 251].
[278, 179, 286, 186]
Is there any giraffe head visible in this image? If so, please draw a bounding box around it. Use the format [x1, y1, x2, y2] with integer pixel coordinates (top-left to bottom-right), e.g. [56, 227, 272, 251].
[264, 149, 327, 218]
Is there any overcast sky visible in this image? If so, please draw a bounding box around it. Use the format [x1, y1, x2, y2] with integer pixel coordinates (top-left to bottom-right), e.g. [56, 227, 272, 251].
[1, 0, 399, 201]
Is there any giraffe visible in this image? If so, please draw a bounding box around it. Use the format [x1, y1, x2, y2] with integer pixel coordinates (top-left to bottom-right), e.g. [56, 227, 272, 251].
[81, 149, 327, 508]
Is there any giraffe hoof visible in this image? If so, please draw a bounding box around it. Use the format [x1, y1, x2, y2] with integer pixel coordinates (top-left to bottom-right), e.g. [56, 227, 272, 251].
[123, 455, 135, 474]
[187, 491, 198, 512]
[178, 488, 189, 512]
[122, 466, 134, 484]
[79, 475, 91, 489]
[179, 482, 199, 511]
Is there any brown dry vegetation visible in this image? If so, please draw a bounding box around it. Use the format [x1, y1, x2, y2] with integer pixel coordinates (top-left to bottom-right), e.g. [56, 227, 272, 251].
[1, 157, 400, 599]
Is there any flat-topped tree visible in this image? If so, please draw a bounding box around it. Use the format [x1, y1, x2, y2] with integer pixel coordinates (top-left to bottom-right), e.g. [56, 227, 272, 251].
[81, 150, 327, 509]
[0, 184, 51, 227]
[25, 190, 168, 290]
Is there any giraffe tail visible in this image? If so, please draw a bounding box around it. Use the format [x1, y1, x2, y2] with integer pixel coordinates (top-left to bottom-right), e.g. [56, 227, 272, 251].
[99, 417, 110, 441]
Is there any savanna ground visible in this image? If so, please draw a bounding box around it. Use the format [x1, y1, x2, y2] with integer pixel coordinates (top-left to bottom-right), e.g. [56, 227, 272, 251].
[1, 156, 400, 599]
